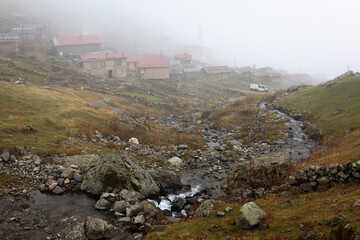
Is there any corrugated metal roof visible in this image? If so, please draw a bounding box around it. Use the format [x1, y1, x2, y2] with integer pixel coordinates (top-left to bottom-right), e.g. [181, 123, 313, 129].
[53, 35, 101, 47]
[127, 54, 170, 68]
[202, 66, 230, 74]
[80, 52, 124, 61]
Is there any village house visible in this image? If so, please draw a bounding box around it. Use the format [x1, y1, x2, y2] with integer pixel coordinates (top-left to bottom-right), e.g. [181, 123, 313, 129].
[0, 33, 19, 54]
[174, 53, 192, 65]
[50, 34, 101, 57]
[201, 66, 231, 84]
[127, 54, 170, 80]
[11, 11, 32, 24]
[79, 52, 127, 79]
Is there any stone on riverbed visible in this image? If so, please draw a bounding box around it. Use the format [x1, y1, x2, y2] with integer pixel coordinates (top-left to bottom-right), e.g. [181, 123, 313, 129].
[81, 154, 159, 197]
[83, 217, 109, 240]
[167, 157, 183, 167]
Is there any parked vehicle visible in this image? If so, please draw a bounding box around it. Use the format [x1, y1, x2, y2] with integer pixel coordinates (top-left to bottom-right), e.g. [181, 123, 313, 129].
[250, 83, 268, 92]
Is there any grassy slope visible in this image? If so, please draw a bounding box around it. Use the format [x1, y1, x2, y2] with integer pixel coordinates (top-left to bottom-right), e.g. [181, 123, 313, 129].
[146, 184, 360, 240]
[279, 76, 360, 166]
[279, 76, 360, 137]
[0, 82, 204, 155]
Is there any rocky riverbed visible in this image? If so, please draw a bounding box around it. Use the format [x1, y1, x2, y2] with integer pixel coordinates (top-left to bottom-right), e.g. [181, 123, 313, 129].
[0, 102, 320, 239]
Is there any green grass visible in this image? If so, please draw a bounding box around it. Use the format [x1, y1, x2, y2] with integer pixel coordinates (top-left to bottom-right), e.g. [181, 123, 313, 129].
[279, 76, 360, 138]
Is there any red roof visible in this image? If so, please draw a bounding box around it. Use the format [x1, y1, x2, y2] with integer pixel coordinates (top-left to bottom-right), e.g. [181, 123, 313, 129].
[53, 35, 101, 47]
[175, 53, 192, 59]
[80, 52, 124, 61]
[127, 54, 170, 68]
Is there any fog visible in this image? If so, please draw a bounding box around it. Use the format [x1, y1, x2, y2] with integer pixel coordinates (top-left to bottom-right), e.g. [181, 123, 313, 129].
[4, 0, 360, 79]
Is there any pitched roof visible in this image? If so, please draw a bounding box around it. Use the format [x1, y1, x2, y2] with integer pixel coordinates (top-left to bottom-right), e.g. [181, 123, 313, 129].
[53, 35, 101, 47]
[127, 54, 170, 68]
[202, 66, 230, 74]
[80, 52, 124, 61]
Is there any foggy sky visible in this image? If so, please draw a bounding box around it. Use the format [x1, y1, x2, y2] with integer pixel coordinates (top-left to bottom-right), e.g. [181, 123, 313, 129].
[4, 0, 360, 78]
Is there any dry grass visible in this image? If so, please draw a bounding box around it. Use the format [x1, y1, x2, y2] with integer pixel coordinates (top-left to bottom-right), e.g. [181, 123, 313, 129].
[0, 82, 204, 155]
[145, 184, 360, 240]
[296, 130, 360, 168]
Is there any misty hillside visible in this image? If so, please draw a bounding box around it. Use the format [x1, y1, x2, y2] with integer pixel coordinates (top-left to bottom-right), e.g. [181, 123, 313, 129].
[1, 1, 360, 240]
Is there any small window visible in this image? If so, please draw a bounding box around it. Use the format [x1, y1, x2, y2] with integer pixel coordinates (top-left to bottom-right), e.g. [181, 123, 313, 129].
[116, 60, 122, 65]
[101, 61, 105, 67]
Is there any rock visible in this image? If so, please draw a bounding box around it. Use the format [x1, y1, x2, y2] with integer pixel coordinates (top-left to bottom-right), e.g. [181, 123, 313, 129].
[237, 202, 266, 229]
[300, 183, 312, 192]
[112, 200, 130, 213]
[24, 125, 35, 132]
[133, 215, 145, 225]
[81, 154, 159, 197]
[73, 173, 83, 182]
[171, 197, 186, 212]
[353, 199, 360, 207]
[57, 178, 65, 187]
[298, 231, 323, 240]
[217, 211, 225, 217]
[103, 98, 112, 104]
[337, 171, 348, 179]
[118, 217, 131, 223]
[49, 182, 57, 191]
[317, 176, 329, 185]
[119, 189, 144, 201]
[127, 204, 143, 218]
[0, 152, 10, 162]
[352, 172, 360, 179]
[83, 217, 109, 240]
[225, 207, 233, 212]
[88, 102, 100, 109]
[295, 170, 308, 183]
[177, 145, 189, 151]
[167, 157, 183, 167]
[195, 200, 214, 217]
[52, 186, 64, 194]
[255, 187, 265, 198]
[61, 168, 75, 179]
[128, 137, 139, 144]
[181, 210, 187, 217]
[148, 169, 182, 195]
[95, 198, 111, 210]
[227, 153, 291, 195]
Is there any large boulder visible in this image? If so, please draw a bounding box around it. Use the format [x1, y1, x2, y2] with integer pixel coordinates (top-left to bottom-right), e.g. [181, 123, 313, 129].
[83, 217, 109, 240]
[237, 202, 266, 229]
[148, 168, 182, 195]
[227, 152, 291, 195]
[81, 154, 159, 197]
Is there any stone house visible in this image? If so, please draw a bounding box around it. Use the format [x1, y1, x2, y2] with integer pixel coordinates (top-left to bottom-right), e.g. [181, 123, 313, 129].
[201, 66, 231, 84]
[127, 55, 170, 80]
[51, 34, 101, 57]
[80, 52, 127, 79]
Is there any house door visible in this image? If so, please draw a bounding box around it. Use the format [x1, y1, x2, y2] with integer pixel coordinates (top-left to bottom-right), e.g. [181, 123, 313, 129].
[108, 70, 113, 78]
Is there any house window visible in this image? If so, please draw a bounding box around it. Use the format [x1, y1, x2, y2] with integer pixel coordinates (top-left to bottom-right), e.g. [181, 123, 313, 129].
[116, 60, 122, 65]
[101, 61, 105, 68]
